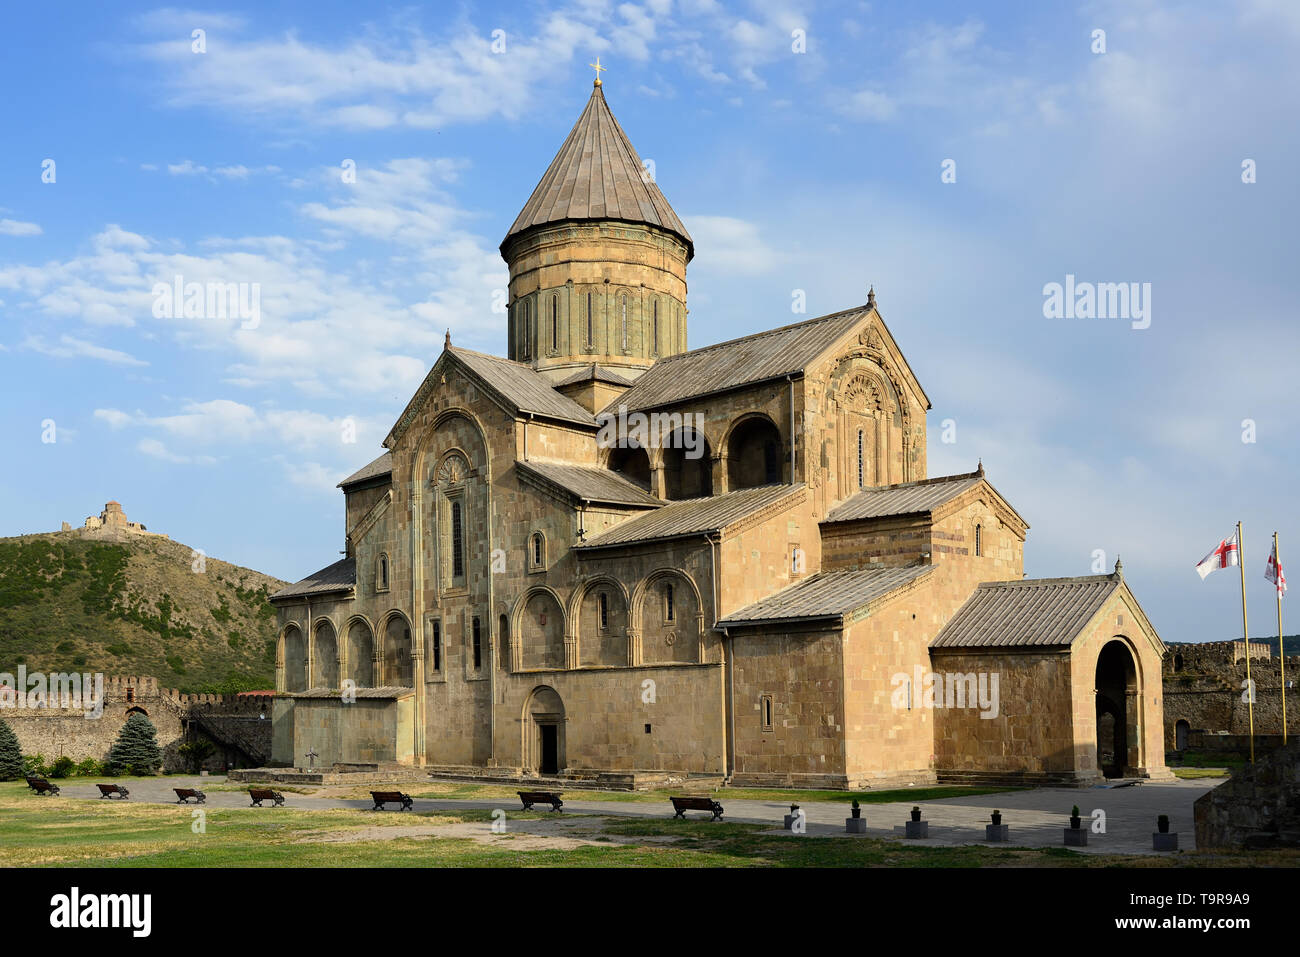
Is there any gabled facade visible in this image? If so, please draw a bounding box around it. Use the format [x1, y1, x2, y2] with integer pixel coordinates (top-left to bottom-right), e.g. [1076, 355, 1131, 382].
[269, 80, 1170, 787]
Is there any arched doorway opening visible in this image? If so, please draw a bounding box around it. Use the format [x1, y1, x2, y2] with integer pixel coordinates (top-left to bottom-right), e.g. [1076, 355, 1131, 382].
[608, 442, 651, 491]
[1175, 719, 1190, 752]
[1095, 639, 1141, 778]
[523, 686, 566, 776]
[663, 429, 712, 500]
[726, 416, 783, 490]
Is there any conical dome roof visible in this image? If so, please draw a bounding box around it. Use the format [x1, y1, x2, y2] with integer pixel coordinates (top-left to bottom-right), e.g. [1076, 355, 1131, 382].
[502, 84, 693, 259]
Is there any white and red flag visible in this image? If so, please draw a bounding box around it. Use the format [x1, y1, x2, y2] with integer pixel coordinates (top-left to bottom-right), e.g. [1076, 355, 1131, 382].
[1266, 541, 1287, 597]
[1196, 530, 1240, 580]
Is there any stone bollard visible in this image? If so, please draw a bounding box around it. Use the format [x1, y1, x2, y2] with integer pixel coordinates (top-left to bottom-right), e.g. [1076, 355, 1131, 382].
[846, 816, 867, 834]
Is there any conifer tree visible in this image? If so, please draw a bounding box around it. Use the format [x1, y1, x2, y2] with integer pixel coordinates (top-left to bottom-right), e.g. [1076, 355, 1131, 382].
[0, 719, 21, 781]
[106, 712, 162, 776]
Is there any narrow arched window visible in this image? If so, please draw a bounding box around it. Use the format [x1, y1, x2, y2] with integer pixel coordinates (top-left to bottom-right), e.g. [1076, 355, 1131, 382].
[586, 292, 593, 347]
[857, 429, 865, 489]
[974, 524, 982, 557]
[551, 295, 558, 352]
[380, 555, 388, 590]
[621, 295, 628, 351]
[599, 592, 609, 631]
[652, 300, 659, 354]
[431, 621, 442, 672]
[530, 532, 544, 569]
[665, 582, 675, 622]
[472, 617, 482, 670]
[451, 502, 464, 578]
[521, 300, 530, 359]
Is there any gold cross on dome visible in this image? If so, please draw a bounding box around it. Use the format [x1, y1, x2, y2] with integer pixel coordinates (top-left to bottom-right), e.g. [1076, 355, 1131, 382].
[589, 56, 607, 86]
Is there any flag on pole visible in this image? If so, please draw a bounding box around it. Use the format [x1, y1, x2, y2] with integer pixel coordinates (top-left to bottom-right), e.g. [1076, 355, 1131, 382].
[1196, 530, 1240, 580]
[1266, 541, 1287, 597]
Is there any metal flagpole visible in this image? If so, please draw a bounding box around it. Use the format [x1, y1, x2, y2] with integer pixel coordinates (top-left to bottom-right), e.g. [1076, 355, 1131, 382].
[1239, 521, 1255, 764]
[1277, 532, 1287, 745]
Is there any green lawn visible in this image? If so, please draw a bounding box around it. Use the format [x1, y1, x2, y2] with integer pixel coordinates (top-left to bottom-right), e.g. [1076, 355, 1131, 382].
[1171, 767, 1230, 780]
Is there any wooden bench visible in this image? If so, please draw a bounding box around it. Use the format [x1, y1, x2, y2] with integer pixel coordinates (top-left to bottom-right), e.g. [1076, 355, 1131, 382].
[670, 795, 724, 821]
[248, 788, 285, 807]
[26, 776, 60, 796]
[173, 787, 206, 804]
[371, 790, 414, 811]
[518, 790, 564, 812]
[97, 783, 130, 799]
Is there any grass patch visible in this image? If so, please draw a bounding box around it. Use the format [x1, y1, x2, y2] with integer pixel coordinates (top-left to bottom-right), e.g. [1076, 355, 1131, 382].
[1171, 767, 1230, 780]
[1170, 749, 1248, 771]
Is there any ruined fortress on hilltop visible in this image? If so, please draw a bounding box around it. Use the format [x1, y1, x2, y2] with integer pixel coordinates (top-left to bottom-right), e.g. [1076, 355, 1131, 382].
[59, 501, 167, 541]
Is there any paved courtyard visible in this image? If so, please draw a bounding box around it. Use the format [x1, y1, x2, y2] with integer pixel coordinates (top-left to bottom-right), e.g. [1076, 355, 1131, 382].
[50, 775, 1219, 856]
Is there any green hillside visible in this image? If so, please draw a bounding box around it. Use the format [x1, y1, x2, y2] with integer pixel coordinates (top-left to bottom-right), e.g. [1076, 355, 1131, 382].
[0, 532, 287, 692]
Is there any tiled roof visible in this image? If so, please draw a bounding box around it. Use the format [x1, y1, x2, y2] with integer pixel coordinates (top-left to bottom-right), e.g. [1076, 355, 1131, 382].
[577, 484, 803, 550]
[607, 306, 870, 412]
[550, 364, 638, 387]
[826, 471, 983, 523]
[929, 575, 1121, 649]
[502, 86, 692, 257]
[719, 565, 934, 627]
[518, 461, 661, 507]
[270, 557, 356, 602]
[284, 687, 414, 699]
[338, 452, 393, 488]
[449, 347, 597, 427]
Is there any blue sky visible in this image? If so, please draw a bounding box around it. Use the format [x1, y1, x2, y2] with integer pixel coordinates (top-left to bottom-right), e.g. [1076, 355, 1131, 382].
[1, 0, 1297, 644]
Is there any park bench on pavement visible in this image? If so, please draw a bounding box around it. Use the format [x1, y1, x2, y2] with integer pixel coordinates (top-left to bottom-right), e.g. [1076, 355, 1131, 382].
[97, 783, 130, 799]
[248, 787, 285, 807]
[173, 787, 206, 804]
[26, 776, 60, 796]
[370, 790, 414, 811]
[670, 795, 724, 821]
[518, 790, 564, 812]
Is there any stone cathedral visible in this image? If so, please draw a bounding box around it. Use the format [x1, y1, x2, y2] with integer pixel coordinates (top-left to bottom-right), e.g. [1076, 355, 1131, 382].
[270, 78, 1172, 787]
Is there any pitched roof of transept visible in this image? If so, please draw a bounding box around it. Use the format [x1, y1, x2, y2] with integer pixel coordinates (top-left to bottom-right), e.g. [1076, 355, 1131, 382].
[449, 347, 598, 426]
[270, 556, 356, 602]
[517, 461, 661, 508]
[576, 483, 803, 550]
[502, 84, 693, 258]
[930, 574, 1124, 649]
[338, 452, 393, 489]
[606, 304, 929, 413]
[718, 564, 935, 628]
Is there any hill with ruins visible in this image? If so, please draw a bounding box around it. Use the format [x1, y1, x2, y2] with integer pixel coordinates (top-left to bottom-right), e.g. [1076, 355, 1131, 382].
[0, 502, 286, 692]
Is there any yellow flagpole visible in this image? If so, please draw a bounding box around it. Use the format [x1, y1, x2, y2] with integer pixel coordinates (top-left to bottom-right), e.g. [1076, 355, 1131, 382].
[1239, 521, 1255, 764]
[1278, 532, 1287, 745]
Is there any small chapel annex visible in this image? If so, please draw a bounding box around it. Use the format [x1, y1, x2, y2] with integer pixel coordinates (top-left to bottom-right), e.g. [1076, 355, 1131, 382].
[269, 77, 1171, 788]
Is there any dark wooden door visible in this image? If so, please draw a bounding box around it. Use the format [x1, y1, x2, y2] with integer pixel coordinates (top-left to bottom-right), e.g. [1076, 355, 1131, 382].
[540, 724, 558, 774]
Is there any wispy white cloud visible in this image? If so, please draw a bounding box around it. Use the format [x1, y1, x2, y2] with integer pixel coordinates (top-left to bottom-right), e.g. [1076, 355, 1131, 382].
[22, 334, 147, 366]
[0, 219, 42, 237]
